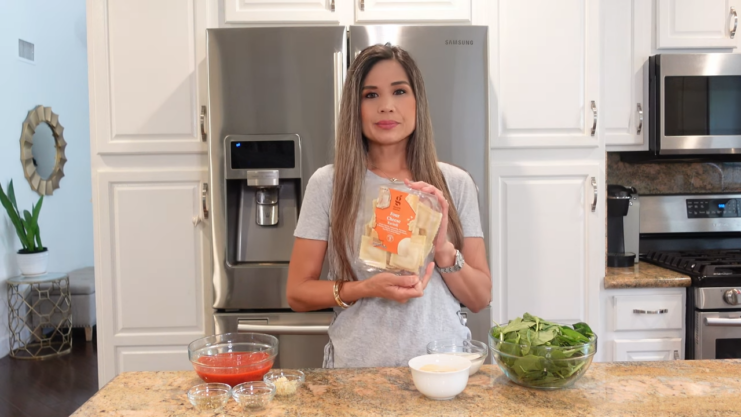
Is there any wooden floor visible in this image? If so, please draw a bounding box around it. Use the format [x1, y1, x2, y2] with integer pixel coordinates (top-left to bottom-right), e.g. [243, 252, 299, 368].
[0, 329, 98, 417]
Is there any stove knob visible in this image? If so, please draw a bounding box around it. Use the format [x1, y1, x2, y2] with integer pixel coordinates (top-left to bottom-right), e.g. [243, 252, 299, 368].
[724, 289, 741, 305]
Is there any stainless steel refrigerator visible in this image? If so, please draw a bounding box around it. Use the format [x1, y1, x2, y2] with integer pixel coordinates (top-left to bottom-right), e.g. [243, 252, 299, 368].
[207, 26, 489, 369]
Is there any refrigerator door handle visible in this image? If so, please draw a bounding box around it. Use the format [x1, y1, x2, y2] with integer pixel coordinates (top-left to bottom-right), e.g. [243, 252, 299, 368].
[238, 321, 330, 335]
[333, 51, 344, 137]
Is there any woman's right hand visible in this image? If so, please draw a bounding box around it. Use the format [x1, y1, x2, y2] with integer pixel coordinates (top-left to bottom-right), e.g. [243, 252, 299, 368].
[364, 262, 435, 303]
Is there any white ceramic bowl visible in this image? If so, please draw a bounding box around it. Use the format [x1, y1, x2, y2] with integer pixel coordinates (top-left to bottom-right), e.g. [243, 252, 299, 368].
[408, 354, 471, 400]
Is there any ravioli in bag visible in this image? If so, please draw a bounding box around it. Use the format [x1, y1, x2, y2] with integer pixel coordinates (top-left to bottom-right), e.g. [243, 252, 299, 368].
[357, 182, 443, 276]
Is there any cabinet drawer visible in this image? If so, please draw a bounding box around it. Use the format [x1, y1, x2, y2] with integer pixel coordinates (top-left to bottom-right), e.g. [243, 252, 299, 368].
[613, 338, 683, 362]
[613, 294, 683, 331]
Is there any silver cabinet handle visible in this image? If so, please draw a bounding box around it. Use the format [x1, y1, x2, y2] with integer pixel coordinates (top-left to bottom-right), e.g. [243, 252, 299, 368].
[201, 183, 209, 220]
[731, 7, 738, 39]
[706, 317, 741, 326]
[238, 323, 329, 335]
[591, 177, 597, 212]
[633, 309, 668, 314]
[673, 350, 679, 360]
[330, 0, 335, 12]
[636, 103, 643, 135]
[200, 106, 207, 142]
[590, 100, 597, 136]
[360, 0, 365, 11]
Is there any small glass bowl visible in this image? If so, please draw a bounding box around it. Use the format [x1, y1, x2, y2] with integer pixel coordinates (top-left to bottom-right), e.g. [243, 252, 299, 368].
[263, 369, 305, 396]
[232, 381, 276, 413]
[187, 383, 231, 412]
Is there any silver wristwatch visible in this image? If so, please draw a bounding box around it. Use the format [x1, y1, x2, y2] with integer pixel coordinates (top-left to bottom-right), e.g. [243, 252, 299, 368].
[437, 250, 464, 273]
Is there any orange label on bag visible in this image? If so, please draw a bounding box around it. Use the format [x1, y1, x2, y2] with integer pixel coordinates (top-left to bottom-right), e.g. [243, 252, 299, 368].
[373, 188, 416, 254]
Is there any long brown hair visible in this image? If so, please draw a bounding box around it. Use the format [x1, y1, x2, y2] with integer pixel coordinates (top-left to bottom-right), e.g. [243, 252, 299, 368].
[330, 44, 464, 282]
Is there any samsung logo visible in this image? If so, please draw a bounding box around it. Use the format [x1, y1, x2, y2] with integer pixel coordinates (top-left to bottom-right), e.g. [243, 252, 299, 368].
[445, 40, 474, 46]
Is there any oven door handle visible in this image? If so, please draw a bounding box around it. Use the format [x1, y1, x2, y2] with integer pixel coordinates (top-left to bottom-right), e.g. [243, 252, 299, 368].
[705, 317, 741, 326]
[238, 323, 330, 335]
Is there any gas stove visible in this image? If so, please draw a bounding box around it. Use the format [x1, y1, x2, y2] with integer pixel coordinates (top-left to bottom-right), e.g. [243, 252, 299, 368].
[642, 249, 741, 287]
[638, 194, 741, 360]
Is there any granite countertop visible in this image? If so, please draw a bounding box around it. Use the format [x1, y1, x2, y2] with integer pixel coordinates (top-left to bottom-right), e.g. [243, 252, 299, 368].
[72, 360, 741, 417]
[605, 261, 691, 289]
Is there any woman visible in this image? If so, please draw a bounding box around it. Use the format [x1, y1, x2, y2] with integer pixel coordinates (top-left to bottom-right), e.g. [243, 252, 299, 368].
[287, 44, 491, 368]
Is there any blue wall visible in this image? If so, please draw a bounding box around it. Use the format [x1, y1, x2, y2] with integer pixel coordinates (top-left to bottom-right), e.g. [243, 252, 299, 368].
[0, 0, 93, 358]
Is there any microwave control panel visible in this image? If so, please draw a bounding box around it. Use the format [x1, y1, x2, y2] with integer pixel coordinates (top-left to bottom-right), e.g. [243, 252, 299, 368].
[686, 199, 740, 218]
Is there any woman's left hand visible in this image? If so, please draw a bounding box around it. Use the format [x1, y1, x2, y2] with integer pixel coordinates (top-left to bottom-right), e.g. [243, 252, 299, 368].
[404, 179, 456, 267]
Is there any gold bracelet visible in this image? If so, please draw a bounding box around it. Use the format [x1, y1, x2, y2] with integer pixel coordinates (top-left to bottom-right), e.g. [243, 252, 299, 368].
[333, 280, 355, 309]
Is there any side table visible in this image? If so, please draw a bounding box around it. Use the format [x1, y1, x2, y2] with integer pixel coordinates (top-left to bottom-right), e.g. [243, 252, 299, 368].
[6, 272, 73, 359]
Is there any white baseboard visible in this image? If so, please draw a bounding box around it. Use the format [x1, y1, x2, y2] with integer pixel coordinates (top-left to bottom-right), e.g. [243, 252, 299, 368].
[0, 334, 9, 359]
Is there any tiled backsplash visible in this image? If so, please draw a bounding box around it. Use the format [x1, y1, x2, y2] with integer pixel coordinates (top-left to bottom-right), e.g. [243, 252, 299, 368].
[607, 153, 741, 194]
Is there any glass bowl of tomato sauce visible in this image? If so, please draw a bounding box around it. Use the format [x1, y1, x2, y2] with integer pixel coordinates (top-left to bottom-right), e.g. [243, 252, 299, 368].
[188, 332, 279, 386]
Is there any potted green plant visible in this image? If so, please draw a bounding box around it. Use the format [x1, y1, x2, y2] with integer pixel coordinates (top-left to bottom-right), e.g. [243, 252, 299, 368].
[0, 179, 47, 276]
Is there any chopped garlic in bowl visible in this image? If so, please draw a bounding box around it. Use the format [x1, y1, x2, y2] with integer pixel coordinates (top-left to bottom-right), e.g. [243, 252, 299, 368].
[263, 369, 305, 397]
[273, 376, 298, 396]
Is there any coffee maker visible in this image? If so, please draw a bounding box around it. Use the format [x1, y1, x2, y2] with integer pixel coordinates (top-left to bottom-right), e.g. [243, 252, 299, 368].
[607, 185, 640, 267]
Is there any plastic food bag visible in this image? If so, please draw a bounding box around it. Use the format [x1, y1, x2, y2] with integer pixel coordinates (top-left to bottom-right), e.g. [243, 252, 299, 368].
[357, 181, 443, 277]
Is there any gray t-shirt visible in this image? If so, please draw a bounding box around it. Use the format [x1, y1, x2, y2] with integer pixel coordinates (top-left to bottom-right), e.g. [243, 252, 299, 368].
[293, 162, 484, 368]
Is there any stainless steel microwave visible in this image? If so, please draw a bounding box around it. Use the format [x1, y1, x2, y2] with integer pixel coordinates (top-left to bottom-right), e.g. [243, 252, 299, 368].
[649, 54, 741, 156]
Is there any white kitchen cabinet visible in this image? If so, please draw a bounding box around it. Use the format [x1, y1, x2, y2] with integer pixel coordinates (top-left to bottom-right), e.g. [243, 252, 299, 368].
[89, 0, 208, 155]
[490, 0, 600, 148]
[657, 0, 738, 49]
[355, 0, 471, 23]
[603, 0, 652, 150]
[93, 170, 212, 384]
[599, 287, 686, 363]
[490, 163, 603, 331]
[223, 0, 346, 24]
[614, 338, 683, 362]
[88, 0, 213, 386]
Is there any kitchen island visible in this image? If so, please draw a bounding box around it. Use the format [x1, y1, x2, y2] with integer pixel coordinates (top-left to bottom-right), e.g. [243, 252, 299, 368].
[72, 360, 741, 416]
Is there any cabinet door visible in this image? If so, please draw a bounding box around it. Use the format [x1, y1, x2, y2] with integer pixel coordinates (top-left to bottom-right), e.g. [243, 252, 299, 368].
[355, 0, 471, 23]
[657, 0, 738, 49]
[94, 170, 211, 386]
[490, 164, 603, 332]
[603, 0, 652, 150]
[614, 338, 683, 361]
[224, 0, 344, 24]
[491, 0, 599, 148]
[88, 0, 208, 154]
[613, 294, 684, 331]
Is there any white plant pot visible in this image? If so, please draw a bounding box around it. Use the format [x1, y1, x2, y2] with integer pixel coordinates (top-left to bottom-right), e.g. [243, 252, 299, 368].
[17, 250, 49, 276]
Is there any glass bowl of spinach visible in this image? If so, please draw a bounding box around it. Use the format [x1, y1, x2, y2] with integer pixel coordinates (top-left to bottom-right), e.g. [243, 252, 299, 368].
[488, 313, 597, 390]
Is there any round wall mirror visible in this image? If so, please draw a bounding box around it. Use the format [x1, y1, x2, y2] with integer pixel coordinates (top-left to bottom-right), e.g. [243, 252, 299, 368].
[20, 105, 67, 196]
[31, 122, 57, 179]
